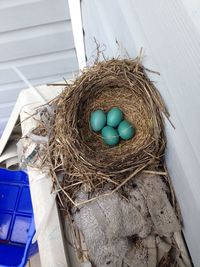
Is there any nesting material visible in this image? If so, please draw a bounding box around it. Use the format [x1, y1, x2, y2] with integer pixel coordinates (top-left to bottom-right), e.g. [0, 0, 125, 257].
[34, 56, 169, 208]
[24, 54, 191, 266]
[73, 174, 181, 267]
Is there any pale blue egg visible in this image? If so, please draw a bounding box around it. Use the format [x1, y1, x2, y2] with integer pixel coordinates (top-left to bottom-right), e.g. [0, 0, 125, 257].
[101, 126, 119, 146]
[107, 107, 123, 127]
[118, 120, 135, 140]
[90, 109, 106, 132]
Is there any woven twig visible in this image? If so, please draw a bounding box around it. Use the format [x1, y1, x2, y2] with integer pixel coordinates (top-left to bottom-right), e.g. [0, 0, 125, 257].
[34, 56, 170, 209]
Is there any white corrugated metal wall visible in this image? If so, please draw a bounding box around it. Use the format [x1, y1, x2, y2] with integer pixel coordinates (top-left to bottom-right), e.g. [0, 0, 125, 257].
[0, 0, 78, 136]
[82, 0, 200, 266]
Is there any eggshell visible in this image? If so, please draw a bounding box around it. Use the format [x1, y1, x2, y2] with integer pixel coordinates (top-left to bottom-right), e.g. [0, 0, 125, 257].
[118, 120, 135, 140]
[107, 107, 123, 127]
[90, 110, 106, 132]
[101, 126, 119, 146]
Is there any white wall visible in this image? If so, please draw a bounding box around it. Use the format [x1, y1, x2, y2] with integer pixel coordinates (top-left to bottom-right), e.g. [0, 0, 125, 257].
[0, 0, 78, 136]
[82, 0, 200, 266]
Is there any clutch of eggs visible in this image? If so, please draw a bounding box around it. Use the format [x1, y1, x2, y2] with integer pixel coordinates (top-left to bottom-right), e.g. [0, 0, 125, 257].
[89, 107, 135, 146]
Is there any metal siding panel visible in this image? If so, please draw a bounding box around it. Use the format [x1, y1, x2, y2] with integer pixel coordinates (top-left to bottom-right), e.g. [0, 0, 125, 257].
[0, 0, 78, 136]
[0, 21, 74, 62]
[0, 0, 70, 32]
[0, 50, 77, 84]
[0, 71, 74, 103]
[0, 69, 19, 85]
[0, 103, 15, 120]
[0, 119, 8, 135]
[82, 0, 200, 265]
[19, 56, 77, 80]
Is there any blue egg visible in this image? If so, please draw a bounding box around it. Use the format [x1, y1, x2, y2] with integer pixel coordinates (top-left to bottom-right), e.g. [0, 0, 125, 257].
[118, 120, 135, 140]
[107, 107, 123, 127]
[101, 126, 119, 146]
[90, 109, 106, 132]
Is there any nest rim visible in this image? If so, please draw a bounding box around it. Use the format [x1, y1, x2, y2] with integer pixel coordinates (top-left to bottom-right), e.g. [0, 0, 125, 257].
[41, 57, 169, 207]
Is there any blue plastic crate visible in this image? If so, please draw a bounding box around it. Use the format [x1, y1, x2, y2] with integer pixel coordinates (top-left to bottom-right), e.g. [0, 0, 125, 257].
[0, 168, 38, 267]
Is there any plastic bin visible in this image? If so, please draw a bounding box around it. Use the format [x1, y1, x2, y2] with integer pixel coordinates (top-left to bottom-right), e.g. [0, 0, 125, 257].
[0, 168, 38, 267]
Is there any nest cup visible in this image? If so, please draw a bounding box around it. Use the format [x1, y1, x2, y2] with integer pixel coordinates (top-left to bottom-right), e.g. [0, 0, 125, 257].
[48, 57, 168, 207]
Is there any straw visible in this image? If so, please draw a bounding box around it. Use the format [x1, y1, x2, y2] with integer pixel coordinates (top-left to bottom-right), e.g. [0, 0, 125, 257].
[33, 55, 170, 209]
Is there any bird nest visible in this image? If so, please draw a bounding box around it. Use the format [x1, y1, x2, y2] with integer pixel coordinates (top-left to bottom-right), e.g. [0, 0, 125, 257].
[36, 56, 170, 208]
